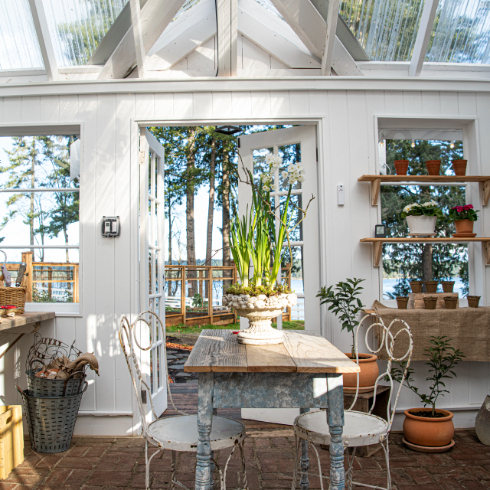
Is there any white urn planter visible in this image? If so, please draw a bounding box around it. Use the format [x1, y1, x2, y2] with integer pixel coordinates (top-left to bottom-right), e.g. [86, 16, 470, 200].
[406, 215, 437, 236]
[222, 293, 298, 345]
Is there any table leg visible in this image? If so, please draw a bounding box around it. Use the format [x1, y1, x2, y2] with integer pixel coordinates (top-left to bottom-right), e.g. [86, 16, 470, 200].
[299, 407, 309, 490]
[327, 374, 345, 490]
[196, 372, 214, 490]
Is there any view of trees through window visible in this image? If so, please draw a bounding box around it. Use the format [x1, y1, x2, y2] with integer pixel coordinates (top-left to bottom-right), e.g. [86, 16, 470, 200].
[381, 139, 468, 299]
[0, 135, 80, 303]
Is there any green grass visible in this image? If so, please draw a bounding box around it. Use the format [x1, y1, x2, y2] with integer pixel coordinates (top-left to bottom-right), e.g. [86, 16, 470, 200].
[166, 320, 305, 335]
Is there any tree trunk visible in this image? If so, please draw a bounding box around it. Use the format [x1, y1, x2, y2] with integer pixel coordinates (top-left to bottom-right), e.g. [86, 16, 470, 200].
[186, 128, 197, 296]
[222, 150, 232, 289]
[422, 243, 433, 283]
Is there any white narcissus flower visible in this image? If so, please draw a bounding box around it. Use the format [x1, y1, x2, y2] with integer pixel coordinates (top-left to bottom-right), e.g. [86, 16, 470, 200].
[281, 171, 288, 179]
[263, 185, 270, 191]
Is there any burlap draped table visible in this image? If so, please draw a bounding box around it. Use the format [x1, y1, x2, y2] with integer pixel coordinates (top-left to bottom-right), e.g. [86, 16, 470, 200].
[372, 300, 490, 361]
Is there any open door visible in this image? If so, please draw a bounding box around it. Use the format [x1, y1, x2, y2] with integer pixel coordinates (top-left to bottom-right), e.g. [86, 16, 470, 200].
[139, 128, 167, 417]
[238, 125, 321, 425]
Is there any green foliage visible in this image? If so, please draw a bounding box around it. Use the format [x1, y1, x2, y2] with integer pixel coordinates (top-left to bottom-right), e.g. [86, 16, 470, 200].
[447, 204, 479, 222]
[225, 282, 292, 297]
[192, 293, 204, 308]
[390, 336, 465, 416]
[316, 278, 365, 356]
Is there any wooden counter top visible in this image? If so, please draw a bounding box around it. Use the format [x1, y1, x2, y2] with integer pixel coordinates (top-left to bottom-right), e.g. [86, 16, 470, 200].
[0, 312, 55, 334]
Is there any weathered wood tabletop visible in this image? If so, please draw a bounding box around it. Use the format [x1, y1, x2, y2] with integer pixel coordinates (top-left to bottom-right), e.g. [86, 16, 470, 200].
[0, 312, 55, 333]
[184, 329, 360, 374]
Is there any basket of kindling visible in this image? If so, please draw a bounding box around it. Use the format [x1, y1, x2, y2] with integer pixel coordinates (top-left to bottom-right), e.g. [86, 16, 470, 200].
[0, 251, 27, 313]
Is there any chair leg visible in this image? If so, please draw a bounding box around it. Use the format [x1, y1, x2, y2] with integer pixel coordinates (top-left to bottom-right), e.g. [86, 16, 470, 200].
[299, 438, 309, 490]
[238, 440, 248, 490]
[381, 439, 391, 490]
[145, 440, 150, 490]
[209, 451, 215, 489]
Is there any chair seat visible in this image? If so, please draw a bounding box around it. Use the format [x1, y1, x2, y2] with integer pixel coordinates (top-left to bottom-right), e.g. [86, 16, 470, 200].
[148, 415, 246, 452]
[294, 410, 389, 447]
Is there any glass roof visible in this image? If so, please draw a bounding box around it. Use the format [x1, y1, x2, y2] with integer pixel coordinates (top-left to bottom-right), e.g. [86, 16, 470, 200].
[340, 0, 425, 61]
[43, 0, 128, 66]
[426, 0, 490, 63]
[0, 0, 44, 70]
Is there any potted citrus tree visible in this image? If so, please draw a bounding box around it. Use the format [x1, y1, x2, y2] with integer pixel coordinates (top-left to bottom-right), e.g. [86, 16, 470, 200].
[316, 278, 378, 391]
[222, 153, 312, 345]
[391, 336, 465, 451]
[448, 204, 479, 237]
[401, 201, 443, 236]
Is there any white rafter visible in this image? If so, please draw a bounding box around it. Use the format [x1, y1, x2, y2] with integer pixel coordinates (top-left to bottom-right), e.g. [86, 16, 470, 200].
[321, 0, 340, 75]
[28, 0, 58, 81]
[99, 0, 186, 79]
[217, 0, 238, 76]
[332, 37, 363, 76]
[129, 0, 146, 78]
[409, 0, 440, 77]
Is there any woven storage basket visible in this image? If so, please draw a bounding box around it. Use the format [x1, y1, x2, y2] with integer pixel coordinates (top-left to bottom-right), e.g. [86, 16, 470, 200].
[18, 386, 86, 453]
[0, 287, 26, 313]
[26, 370, 86, 398]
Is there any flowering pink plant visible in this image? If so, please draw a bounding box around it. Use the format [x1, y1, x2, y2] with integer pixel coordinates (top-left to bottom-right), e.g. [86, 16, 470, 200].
[447, 204, 479, 222]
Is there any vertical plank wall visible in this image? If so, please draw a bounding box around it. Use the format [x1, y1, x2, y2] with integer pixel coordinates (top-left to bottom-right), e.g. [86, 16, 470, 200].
[0, 88, 488, 434]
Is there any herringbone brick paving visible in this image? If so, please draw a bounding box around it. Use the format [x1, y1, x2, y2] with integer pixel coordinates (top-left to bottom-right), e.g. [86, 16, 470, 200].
[4, 383, 490, 489]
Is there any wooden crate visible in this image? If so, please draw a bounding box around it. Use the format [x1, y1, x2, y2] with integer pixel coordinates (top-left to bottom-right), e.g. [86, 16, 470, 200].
[408, 292, 459, 309]
[0, 406, 24, 479]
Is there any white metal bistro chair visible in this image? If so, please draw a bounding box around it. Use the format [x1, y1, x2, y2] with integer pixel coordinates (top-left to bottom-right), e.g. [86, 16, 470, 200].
[291, 314, 413, 490]
[119, 311, 248, 490]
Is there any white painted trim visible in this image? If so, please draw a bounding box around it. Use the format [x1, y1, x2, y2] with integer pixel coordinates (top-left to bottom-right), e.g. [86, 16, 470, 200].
[332, 37, 363, 77]
[0, 69, 45, 77]
[28, 0, 58, 81]
[217, 0, 238, 76]
[321, 0, 339, 76]
[78, 411, 134, 416]
[72, 415, 135, 436]
[129, 0, 146, 78]
[409, 0, 440, 77]
[24, 303, 80, 314]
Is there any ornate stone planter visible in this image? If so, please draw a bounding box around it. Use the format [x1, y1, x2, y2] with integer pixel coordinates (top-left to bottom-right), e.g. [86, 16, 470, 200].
[222, 293, 297, 345]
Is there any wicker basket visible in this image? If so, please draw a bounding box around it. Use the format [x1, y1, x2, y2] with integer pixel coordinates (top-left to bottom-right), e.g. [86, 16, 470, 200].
[26, 370, 86, 397]
[17, 386, 86, 453]
[0, 287, 26, 313]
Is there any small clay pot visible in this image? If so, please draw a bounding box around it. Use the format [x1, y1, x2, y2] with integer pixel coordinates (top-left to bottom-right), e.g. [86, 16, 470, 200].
[441, 281, 455, 293]
[404, 408, 454, 448]
[342, 353, 379, 388]
[423, 296, 438, 309]
[410, 281, 423, 293]
[468, 295, 481, 308]
[425, 160, 441, 176]
[452, 159, 467, 176]
[394, 160, 409, 175]
[424, 281, 439, 293]
[396, 297, 409, 309]
[444, 297, 458, 309]
[455, 219, 474, 235]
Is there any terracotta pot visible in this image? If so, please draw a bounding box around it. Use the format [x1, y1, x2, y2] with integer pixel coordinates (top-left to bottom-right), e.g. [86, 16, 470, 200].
[423, 296, 438, 309]
[424, 281, 438, 293]
[342, 353, 379, 388]
[394, 160, 409, 175]
[441, 281, 455, 293]
[455, 219, 474, 235]
[444, 296, 458, 309]
[410, 281, 423, 293]
[396, 297, 409, 309]
[468, 295, 481, 308]
[403, 408, 454, 447]
[452, 159, 467, 176]
[406, 215, 437, 236]
[425, 160, 441, 176]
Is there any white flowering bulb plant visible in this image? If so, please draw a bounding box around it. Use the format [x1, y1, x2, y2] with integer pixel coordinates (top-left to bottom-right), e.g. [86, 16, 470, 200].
[229, 152, 313, 295]
[400, 200, 443, 219]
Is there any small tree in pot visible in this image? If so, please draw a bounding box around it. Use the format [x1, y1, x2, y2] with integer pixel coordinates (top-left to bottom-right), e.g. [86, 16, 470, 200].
[317, 278, 378, 389]
[391, 335, 465, 450]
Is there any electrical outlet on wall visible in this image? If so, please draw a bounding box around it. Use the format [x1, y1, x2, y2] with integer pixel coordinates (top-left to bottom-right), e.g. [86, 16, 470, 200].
[337, 185, 345, 206]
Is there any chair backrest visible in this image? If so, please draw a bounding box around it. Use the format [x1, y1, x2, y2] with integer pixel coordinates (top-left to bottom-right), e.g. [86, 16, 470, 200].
[348, 313, 413, 431]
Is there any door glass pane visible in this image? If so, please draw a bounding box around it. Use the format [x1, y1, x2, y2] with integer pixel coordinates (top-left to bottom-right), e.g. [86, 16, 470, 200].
[279, 195, 303, 242]
[278, 143, 302, 191]
[150, 349, 154, 394]
[282, 245, 304, 293]
[252, 148, 273, 185]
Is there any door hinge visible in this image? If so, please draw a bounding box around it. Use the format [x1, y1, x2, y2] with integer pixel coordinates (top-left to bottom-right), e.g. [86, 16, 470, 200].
[139, 150, 146, 166]
[141, 389, 147, 404]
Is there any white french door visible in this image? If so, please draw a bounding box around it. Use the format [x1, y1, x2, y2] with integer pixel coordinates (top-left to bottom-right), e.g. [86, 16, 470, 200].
[238, 125, 321, 425]
[139, 128, 167, 417]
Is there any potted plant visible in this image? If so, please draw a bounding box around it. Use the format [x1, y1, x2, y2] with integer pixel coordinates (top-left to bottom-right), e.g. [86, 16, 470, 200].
[448, 204, 479, 237]
[391, 336, 465, 451]
[317, 278, 378, 390]
[396, 296, 409, 309]
[401, 201, 443, 236]
[222, 153, 312, 345]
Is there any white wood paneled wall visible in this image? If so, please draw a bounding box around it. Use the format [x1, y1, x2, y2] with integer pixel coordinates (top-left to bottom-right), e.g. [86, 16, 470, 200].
[0, 87, 488, 434]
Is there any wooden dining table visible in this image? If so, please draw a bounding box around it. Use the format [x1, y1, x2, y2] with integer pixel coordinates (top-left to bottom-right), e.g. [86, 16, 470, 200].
[184, 329, 360, 490]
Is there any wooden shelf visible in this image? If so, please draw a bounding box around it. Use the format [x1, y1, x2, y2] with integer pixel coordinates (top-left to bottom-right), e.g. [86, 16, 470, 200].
[360, 237, 490, 267]
[358, 175, 490, 206]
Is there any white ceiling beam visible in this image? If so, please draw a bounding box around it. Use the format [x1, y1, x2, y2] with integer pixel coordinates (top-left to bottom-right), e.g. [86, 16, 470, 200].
[28, 0, 58, 81]
[129, 0, 146, 77]
[409, 0, 440, 77]
[98, 0, 186, 79]
[332, 37, 363, 76]
[269, 0, 326, 59]
[217, 0, 238, 76]
[321, 0, 340, 75]
[238, 8, 320, 68]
